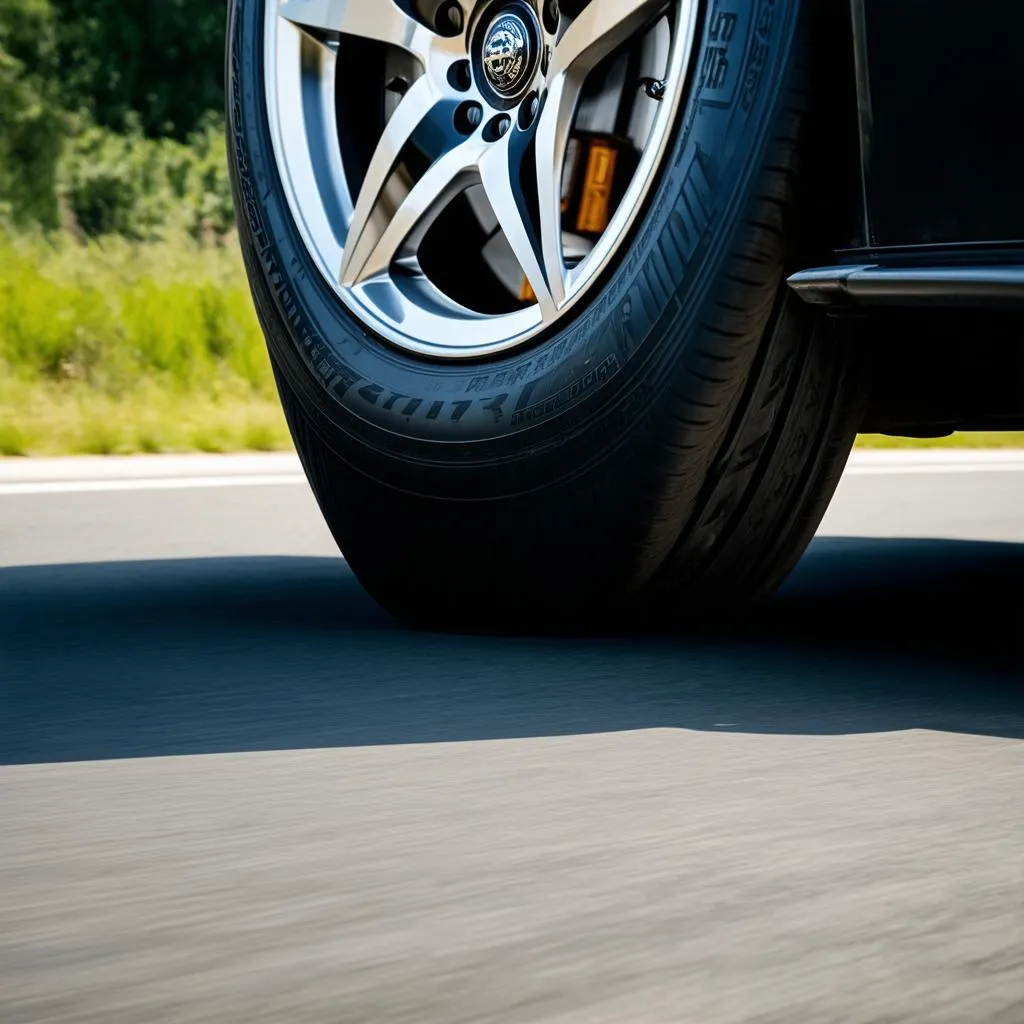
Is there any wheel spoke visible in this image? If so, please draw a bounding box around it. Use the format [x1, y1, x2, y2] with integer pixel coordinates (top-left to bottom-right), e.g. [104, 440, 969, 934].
[532, 82, 575, 308]
[341, 140, 480, 286]
[533, 0, 668, 296]
[552, 0, 667, 78]
[267, 0, 692, 355]
[341, 75, 442, 285]
[279, 0, 426, 56]
[478, 135, 559, 320]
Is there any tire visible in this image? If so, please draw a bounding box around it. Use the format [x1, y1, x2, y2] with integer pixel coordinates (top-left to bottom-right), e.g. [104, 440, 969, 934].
[228, 0, 865, 630]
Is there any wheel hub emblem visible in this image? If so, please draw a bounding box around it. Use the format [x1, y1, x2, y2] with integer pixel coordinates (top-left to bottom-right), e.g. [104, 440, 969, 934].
[483, 12, 532, 97]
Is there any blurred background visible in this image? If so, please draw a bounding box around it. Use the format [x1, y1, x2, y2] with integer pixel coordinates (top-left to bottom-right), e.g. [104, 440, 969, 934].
[2, 0, 1023, 459]
[0, 0, 286, 457]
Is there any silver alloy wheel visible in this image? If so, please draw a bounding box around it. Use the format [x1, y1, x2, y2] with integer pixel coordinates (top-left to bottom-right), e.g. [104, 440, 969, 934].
[265, 0, 698, 359]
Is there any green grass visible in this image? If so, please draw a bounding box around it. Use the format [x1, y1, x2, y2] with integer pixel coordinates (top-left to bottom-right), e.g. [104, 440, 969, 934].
[1, 227, 1023, 456]
[0, 228, 291, 456]
[855, 432, 1024, 449]
[0, 377, 290, 456]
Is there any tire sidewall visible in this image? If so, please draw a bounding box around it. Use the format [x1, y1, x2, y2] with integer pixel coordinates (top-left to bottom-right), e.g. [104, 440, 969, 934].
[228, 0, 798, 467]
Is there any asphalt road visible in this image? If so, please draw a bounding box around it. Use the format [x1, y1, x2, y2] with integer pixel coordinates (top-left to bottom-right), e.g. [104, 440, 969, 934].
[2, 451, 1023, 1024]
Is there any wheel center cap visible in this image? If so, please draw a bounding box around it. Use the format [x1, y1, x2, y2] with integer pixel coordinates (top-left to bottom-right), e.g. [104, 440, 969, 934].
[481, 9, 535, 98]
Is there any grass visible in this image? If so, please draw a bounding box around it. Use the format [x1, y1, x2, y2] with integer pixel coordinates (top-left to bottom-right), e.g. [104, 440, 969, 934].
[856, 432, 1024, 449]
[0, 228, 291, 456]
[0, 377, 289, 456]
[1, 227, 1022, 456]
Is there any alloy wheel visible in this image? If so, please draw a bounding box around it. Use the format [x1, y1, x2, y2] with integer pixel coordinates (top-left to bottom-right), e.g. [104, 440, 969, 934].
[265, 0, 698, 357]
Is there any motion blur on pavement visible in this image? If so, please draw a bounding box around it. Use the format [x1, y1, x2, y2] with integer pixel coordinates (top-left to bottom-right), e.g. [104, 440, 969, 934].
[3, 2, 1024, 1022]
[2, 452, 1024, 1023]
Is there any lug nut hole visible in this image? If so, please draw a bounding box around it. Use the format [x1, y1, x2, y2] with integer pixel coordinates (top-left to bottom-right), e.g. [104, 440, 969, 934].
[542, 0, 559, 35]
[435, 1, 464, 36]
[518, 92, 540, 130]
[447, 60, 472, 92]
[484, 114, 511, 142]
[454, 101, 483, 134]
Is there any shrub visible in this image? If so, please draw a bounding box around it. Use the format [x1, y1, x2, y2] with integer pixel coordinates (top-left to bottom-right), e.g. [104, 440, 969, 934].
[2, 0, 232, 237]
[57, 114, 233, 240]
[0, 229, 269, 393]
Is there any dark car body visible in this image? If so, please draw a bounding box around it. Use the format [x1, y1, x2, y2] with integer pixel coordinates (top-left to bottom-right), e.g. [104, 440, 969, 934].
[846, 0, 1024, 252]
[780, 1, 1024, 435]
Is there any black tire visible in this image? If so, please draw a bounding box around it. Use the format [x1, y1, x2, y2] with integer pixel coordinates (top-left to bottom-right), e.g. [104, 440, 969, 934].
[228, 0, 865, 630]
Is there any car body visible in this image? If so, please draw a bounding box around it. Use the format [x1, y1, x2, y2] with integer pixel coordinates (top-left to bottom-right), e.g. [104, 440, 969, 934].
[790, 0, 1024, 435]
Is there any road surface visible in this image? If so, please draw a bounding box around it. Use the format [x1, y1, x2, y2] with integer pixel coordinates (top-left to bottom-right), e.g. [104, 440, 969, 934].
[2, 451, 1023, 1023]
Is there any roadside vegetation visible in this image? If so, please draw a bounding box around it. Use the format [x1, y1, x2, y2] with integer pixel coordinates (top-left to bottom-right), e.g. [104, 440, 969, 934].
[0, 0, 1020, 454]
[0, 0, 292, 454]
[0, 230, 288, 455]
[856, 433, 1024, 449]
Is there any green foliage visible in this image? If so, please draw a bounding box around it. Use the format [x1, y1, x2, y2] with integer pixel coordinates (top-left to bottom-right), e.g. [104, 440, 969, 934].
[856, 433, 1024, 449]
[0, 229, 269, 393]
[0, 374, 291, 455]
[0, 2, 289, 455]
[0, 229, 291, 455]
[1, 0, 231, 236]
[49, 0, 226, 139]
[59, 114, 233, 239]
[0, 0, 66, 226]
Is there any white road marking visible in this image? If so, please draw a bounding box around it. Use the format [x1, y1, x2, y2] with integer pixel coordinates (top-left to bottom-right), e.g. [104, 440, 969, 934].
[1, 449, 1024, 495]
[843, 462, 1024, 476]
[0, 474, 307, 496]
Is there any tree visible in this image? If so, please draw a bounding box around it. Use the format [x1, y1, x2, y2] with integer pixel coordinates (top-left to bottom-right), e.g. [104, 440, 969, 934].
[50, 0, 226, 139]
[0, 0, 65, 225]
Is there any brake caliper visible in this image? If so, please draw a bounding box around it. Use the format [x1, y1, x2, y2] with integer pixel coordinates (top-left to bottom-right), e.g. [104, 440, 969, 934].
[519, 131, 640, 301]
[561, 130, 640, 240]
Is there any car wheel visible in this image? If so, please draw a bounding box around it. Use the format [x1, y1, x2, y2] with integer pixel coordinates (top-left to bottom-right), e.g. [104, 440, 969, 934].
[228, 0, 865, 629]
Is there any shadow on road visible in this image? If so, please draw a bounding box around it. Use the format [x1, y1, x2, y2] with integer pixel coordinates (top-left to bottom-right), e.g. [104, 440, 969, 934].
[3, 538, 1023, 764]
